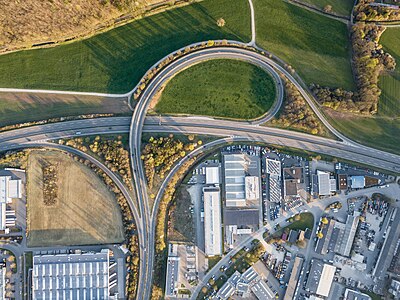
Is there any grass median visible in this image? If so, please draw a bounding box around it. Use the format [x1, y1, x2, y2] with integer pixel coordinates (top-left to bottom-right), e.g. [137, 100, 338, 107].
[153, 59, 277, 120]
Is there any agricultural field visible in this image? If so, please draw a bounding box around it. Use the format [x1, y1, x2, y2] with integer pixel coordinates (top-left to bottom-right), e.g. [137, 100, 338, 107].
[299, 0, 353, 16]
[154, 59, 277, 119]
[0, 92, 130, 127]
[26, 150, 124, 247]
[0, 0, 250, 93]
[326, 111, 400, 155]
[379, 27, 400, 118]
[254, 0, 354, 90]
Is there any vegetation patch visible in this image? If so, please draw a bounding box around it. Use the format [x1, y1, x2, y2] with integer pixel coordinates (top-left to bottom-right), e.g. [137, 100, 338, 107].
[26, 150, 125, 246]
[254, 0, 354, 90]
[379, 27, 400, 118]
[0, 92, 130, 127]
[295, 0, 353, 16]
[325, 110, 400, 155]
[0, 0, 250, 93]
[354, 0, 400, 22]
[268, 77, 331, 137]
[154, 59, 277, 120]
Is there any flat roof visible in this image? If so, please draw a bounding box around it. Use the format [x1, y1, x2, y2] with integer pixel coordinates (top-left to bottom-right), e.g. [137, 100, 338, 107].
[32, 250, 110, 300]
[284, 179, 298, 196]
[316, 264, 336, 297]
[203, 187, 222, 256]
[284, 256, 304, 300]
[206, 166, 220, 185]
[317, 171, 331, 196]
[223, 209, 259, 226]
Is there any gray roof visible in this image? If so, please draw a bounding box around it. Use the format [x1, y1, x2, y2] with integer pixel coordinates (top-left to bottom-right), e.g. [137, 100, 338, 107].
[224, 209, 259, 226]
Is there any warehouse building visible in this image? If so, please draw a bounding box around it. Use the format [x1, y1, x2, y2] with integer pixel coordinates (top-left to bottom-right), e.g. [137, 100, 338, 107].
[306, 259, 336, 298]
[165, 244, 180, 298]
[223, 154, 260, 207]
[284, 256, 304, 300]
[205, 165, 220, 185]
[0, 174, 22, 231]
[0, 264, 5, 300]
[203, 187, 222, 256]
[32, 249, 117, 300]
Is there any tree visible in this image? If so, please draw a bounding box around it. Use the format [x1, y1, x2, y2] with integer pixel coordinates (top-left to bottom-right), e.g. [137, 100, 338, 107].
[323, 5, 332, 13]
[321, 217, 329, 225]
[317, 231, 324, 239]
[217, 18, 226, 27]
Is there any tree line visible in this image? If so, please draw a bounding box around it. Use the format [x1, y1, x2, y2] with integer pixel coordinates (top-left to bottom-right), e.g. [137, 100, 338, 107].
[311, 23, 396, 114]
[354, 0, 400, 22]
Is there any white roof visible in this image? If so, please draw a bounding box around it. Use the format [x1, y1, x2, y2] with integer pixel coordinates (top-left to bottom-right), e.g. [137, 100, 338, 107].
[205, 166, 220, 185]
[316, 264, 336, 297]
[317, 171, 331, 196]
[245, 176, 259, 201]
[203, 187, 222, 256]
[224, 154, 246, 207]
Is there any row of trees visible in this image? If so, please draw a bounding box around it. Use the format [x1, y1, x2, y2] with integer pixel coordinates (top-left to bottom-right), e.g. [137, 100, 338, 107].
[312, 23, 396, 114]
[270, 78, 326, 135]
[354, 0, 400, 22]
[0, 150, 29, 169]
[67, 153, 139, 299]
[42, 163, 59, 206]
[141, 134, 201, 189]
[60, 135, 133, 191]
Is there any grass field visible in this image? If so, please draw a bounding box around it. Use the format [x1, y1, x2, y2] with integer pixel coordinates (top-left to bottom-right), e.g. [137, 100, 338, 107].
[26, 150, 124, 247]
[288, 212, 314, 231]
[379, 27, 400, 118]
[299, 0, 353, 16]
[154, 59, 277, 119]
[0, 92, 130, 127]
[326, 110, 400, 155]
[0, 0, 250, 93]
[254, 0, 354, 90]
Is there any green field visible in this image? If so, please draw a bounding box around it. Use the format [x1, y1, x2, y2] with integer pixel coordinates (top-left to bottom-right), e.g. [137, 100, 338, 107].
[327, 112, 400, 155]
[154, 59, 277, 119]
[254, 0, 354, 90]
[379, 27, 400, 118]
[300, 0, 353, 16]
[0, 0, 250, 93]
[0, 93, 130, 127]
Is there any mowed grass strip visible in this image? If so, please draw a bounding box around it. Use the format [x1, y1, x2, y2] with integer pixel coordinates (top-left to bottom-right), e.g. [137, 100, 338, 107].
[154, 59, 277, 119]
[379, 27, 400, 117]
[0, 92, 130, 127]
[299, 0, 353, 16]
[0, 0, 250, 93]
[254, 0, 354, 90]
[27, 150, 125, 247]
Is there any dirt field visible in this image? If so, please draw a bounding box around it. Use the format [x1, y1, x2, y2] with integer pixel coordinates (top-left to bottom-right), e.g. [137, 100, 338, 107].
[26, 150, 124, 247]
[0, 0, 173, 53]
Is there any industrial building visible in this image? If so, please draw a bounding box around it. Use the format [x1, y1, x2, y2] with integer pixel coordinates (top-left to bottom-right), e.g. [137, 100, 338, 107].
[335, 214, 360, 257]
[216, 261, 279, 300]
[315, 171, 336, 196]
[350, 176, 365, 189]
[305, 259, 336, 298]
[205, 165, 220, 185]
[223, 154, 260, 207]
[0, 264, 5, 300]
[0, 174, 22, 231]
[283, 167, 303, 198]
[165, 243, 180, 298]
[344, 289, 372, 300]
[32, 249, 117, 300]
[284, 256, 304, 300]
[203, 186, 222, 256]
[265, 158, 282, 203]
[224, 209, 260, 248]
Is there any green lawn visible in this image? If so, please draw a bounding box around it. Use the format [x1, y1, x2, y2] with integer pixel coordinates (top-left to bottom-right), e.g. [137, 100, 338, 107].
[379, 27, 400, 118]
[0, 92, 130, 127]
[326, 111, 400, 155]
[254, 0, 354, 90]
[288, 212, 314, 231]
[0, 0, 250, 93]
[154, 59, 277, 119]
[299, 0, 353, 16]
